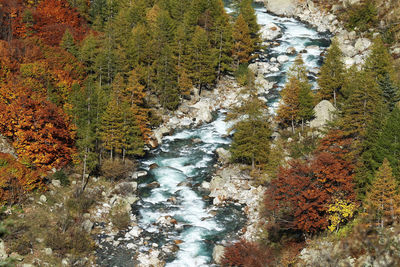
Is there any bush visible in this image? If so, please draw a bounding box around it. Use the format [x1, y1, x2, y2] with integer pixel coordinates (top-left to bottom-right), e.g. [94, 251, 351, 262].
[234, 64, 249, 86]
[52, 170, 70, 186]
[222, 239, 273, 267]
[344, 2, 378, 32]
[109, 202, 131, 230]
[100, 158, 135, 181]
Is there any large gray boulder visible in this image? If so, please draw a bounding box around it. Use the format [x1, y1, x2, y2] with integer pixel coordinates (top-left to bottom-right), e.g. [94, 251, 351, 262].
[260, 22, 281, 41]
[310, 100, 337, 129]
[265, 0, 297, 16]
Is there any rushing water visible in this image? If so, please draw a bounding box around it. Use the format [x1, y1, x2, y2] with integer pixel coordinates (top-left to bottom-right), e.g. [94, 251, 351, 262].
[98, 3, 331, 267]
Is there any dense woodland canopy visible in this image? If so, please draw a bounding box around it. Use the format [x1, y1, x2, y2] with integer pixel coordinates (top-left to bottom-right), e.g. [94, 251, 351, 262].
[2, 0, 400, 265]
[0, 0, 260, 203]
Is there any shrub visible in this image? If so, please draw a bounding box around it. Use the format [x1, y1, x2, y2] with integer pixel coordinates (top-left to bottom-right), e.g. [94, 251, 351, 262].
[109, 202, 131, 230]
[100, 158, 135, 181]
[234, 64, 249, 86]
[52, 170, 70, 186]
[222, 239, 273, 267]
[344, 2, 378, 32]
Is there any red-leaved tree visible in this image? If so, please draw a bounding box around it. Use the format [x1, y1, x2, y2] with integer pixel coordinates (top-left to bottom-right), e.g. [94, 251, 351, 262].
[221, 239, 273, 267]
[265, 130, 356, 234]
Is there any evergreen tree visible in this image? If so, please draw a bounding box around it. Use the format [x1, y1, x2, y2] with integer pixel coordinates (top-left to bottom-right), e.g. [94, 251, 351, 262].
[186, 26, 216, 93]
[238, 0, 260, 50]
[317, 39, 345, 107]
[276, 56, 312, 133]
[339, 69, 384, 140]
[61, 29, 78, 57]
[365, 37, 395, 84]
[365, 159, 400, 227]
[371, 107, 400, 178]
[228, 72, 271, 170]
[379, 73, 400, 112]
[232, 14, 253, 67]
[121, 101, 145, 160]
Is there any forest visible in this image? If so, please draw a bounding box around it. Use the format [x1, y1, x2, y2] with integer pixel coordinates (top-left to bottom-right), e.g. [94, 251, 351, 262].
[1, 0, 400, 266]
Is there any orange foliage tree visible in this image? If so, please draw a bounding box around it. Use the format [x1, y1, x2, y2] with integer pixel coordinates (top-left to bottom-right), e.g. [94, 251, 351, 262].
[0, 152, 44, 204]
[0, 90, 75, 170]
[265, 130, 356, 234]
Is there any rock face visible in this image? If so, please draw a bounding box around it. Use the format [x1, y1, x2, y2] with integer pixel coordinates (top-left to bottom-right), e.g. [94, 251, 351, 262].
[216, 147, 231, 165]
[213, 245, 225, 264]
[310, 100, 337, 129]
[0, 135, 16, 158]
[265, 0, 297, 16]
[0, 239, 7, 260]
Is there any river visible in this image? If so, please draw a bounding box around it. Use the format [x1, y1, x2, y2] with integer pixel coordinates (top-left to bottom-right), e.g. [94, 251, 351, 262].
[97, 2, 330, 266]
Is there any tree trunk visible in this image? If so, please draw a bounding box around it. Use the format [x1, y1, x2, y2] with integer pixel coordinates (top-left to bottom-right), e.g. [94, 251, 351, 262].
[333, 89, 337, 108]
[291, 115, 295, 134]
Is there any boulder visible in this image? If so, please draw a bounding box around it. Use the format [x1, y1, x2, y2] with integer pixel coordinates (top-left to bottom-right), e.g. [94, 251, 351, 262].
[0, 135, 16, 158]
[192, 100, 213, 123]
[344, 57, 355, 68]
[286, 46, 297, 55]
[213, 245, 225, 264]
[114, 181, 138, 195]
[39, 195, 47, 203]
[126, 226, 142, 238]
[132, 170, 147, 179]
[310, 100, 337, 129]
[354, 38, 371, 53]
[260, 23, 281, 41]
[265, 0, 297, 16]
[82, 219, 94, 233]
[277, 55, 289, 64]
[51, 179, 61, 188]
[0, 239, 7, 260]
[216, 148, 231, 164]
[44, 247, 53, 256]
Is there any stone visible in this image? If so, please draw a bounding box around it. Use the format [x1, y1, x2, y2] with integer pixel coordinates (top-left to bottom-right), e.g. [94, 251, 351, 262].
[82, 219, 94, 233]
[192, 138, 202, 144]
[213, 245, 225, 264]
[132, 170, 147, 179]
[215, 147, 231, 164]
[260, 22, 281, 41]
[341, 44, 357, 58]
[150, 163, 159, 169]
[127, 243, 135, 249]
[44, 247, 52, 256]
[265, 0, 297, 16]
[354, 38, 371, 53]
[310, 100, 337, 129]
[201, 181, 210, 190]
[51, 179, 61, 188]
[61, 258, 70, 266]
[114, 181, 138, 194]
[0, 239, 7, 260]
[126, 226, 142, 238]
[22, 264, 34, 267]
[286, 46, 297, 55]
[0, 135, 17, 158]
[39, 195, 47, 203]
[277, 55, 289, 64]
[344, 57, 355, 68]
[192, 100, 213, 123]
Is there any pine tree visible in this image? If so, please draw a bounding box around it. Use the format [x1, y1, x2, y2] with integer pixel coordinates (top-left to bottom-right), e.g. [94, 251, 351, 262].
[365, 37, 395, 84]
[228, 71, 271, 169]
[121, 101, 145, 160]
[236, 0, 260, 50]
[372, 107, 400, 178]
[276, 56, 312, 133]
[232, 14, 253, 67]
[365, 159, 400, 227]
[186, 26, 216, 93]
[61, 29, 78, 57]
[379, 73, 400, 112]
[317, 39, 345, 107]
[339, 69, 384, 140]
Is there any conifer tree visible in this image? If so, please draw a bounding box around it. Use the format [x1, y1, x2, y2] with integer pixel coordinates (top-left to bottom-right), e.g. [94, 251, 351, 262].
[317, 39, 345, 107]
[236, 0, 260, 50]
[365, 159, 400, 227]
[186, 26, 216, 93]
[379, 73, 400, 112]
[339, 69, 384, 140]
[276, 56, 312, 132]
[365, 37, 395, 84]
[61, 29, 78, 57]
[232, 14, 253, 67]
[228, 71, 271, 169]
